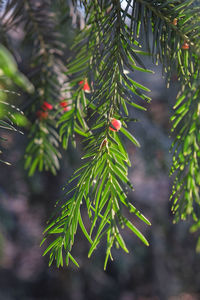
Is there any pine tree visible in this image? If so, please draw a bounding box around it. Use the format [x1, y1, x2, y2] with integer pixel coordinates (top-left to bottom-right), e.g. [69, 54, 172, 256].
[0, 0, 199, 268]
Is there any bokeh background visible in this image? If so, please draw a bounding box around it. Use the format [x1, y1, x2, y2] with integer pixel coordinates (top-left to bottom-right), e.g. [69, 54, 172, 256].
[0, 2, 200, 300]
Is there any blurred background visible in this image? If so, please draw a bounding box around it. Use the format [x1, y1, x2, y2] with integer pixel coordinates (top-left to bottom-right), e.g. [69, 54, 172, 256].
[0, 1, 200, 300]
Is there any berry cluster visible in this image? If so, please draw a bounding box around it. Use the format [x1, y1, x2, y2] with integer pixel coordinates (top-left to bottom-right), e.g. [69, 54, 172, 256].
[37, 101, 53, 120]
[171, 18, 190, 50]
[36, 100, 70, 121]
[36, 79, 92, 121]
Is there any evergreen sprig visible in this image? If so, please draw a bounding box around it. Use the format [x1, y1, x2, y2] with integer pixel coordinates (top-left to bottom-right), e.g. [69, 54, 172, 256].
[42, 0, 153, 268]
[138, 0, 200, 224]
[119, 0, 200, 230]
[170, 82, 200, 221]
[42, 130, 151, 269]
[22, 0, 67, 175]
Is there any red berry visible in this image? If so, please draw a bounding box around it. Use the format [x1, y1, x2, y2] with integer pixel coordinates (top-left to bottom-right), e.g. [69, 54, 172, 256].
[172, 18, 177, 26]
[109, 119, 121, 132]
[59, 101, 67, 107]
[182, 42, 189, 50]
[79, 79, 90, 92]
[83, 82, 90, 92]
[42, 101, 53, 110]
[59, 101, 70, 111]
[36, 110, 48, 120]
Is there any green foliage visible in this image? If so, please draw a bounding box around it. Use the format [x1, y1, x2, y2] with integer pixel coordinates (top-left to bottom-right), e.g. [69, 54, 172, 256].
[0, 44, 33, 165]
[0, 44, 34, 93]
[0, 0, 69, 175]
[42, 0, 155, 268]
[43, 126, 151, 269]
[170, 84, 200, 220]
[42, 0, 200, 268]
[22, 0, 67, 175]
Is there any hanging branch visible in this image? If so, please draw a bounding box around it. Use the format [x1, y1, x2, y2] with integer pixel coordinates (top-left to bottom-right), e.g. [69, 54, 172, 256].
[42, 0, 153, 269]
[139, 0, 200, 224]
[170, 82, 200, 222]
[121, 0, 200, 227]
[20, 0, 67, 175]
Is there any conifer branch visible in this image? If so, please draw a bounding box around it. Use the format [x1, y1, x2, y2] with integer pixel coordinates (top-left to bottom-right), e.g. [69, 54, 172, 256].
[42, 0, 152, 268]
[21, 0, 67, 175]
[170, 82, 200, 222]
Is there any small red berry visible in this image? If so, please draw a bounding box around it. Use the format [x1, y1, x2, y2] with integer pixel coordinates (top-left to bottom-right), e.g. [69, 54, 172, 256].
[172, 18, 177, 26]
[59, 101, 70, 111]
[83, 82, 90, 92]
[79, 79, 91, 93]
[182, 42, 189, 50]
[42, 101, 53, 110]
[109, 119, 121, 132]
[36, 110, 48, 120]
